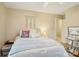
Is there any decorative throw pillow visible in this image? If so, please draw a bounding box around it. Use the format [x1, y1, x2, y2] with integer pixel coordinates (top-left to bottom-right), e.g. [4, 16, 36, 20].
[21, 30, 30, 38]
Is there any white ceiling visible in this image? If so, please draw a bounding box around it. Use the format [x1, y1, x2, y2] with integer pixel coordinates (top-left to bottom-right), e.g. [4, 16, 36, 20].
[3, 2, 79, 15]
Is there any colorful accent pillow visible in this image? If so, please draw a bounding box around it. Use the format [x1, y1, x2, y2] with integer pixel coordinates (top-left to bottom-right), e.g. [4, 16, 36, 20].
[21, 30, 30, 38]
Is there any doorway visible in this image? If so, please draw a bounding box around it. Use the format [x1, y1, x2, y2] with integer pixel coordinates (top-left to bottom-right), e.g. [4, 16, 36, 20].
[55, 18, 63, 42]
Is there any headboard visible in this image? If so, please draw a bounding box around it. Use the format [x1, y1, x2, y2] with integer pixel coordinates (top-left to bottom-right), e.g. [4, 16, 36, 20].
[68, 26, 79, 36]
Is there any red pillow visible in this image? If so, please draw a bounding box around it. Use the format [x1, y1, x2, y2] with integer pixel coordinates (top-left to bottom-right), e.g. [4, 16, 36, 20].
[21, 30, 30, 38]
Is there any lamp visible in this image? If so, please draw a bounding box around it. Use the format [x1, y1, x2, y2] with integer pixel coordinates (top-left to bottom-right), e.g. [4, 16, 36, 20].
[40, 27, 48, 37]
[42, 31, 47, 37]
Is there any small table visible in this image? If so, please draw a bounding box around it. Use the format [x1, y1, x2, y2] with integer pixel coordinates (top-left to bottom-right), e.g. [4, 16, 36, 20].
[1, 41, 14, 56]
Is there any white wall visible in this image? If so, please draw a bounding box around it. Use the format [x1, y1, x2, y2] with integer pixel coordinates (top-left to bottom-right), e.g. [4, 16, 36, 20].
[62, 5, 79, 43]
[0, 3, 7, 48]
[6, 8, 57, 41]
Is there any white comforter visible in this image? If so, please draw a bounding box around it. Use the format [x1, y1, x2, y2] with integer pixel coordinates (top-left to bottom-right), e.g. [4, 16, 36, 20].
[8, 37, 69, 57]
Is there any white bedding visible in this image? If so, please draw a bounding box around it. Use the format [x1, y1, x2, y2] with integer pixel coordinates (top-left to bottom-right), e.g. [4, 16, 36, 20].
[8, 37, 69, 57]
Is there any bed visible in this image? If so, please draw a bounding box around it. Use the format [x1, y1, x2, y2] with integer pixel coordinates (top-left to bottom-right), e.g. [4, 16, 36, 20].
[8, 26, 69, 57]
[8, 36, 69, 57]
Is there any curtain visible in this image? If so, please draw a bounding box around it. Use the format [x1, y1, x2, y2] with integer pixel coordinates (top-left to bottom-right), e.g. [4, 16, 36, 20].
[25, 16, 36, 29]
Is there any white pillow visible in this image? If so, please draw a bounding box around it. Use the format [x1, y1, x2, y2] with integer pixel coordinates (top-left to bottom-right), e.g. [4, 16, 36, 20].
[29, 29, 41, 38]
[30, 33, 41, 38]
[19, 30, 22, 37]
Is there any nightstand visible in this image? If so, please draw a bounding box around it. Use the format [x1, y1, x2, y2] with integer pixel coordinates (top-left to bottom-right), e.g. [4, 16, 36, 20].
[1, 41, 14, 57]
